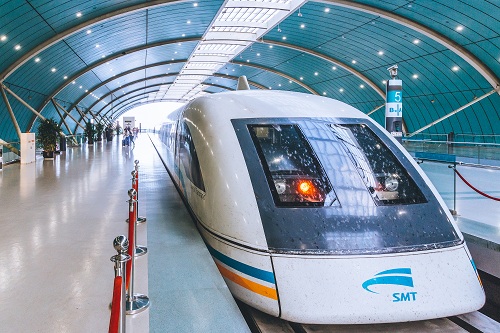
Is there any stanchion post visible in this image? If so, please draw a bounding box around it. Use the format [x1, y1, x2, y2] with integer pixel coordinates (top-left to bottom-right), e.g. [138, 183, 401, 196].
[448, 163, 458, 216]
[125, 189, 150, 315]
[110, 235, 131, 333]
[134, 160, 147, 223]
[129, 172, 147, 257]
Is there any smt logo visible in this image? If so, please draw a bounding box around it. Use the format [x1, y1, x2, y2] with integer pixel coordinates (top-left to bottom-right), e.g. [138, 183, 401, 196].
[362, 268, 417, 302]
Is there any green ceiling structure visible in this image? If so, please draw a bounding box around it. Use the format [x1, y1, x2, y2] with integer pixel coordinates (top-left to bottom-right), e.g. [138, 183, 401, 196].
[0, 0, 499, 145]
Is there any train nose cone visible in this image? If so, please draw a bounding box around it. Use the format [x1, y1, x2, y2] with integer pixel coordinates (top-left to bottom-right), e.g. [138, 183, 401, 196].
[271, 245, 484, 324]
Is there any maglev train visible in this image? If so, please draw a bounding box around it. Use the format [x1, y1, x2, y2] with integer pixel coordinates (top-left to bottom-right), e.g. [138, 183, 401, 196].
[158, 89, 484, 324]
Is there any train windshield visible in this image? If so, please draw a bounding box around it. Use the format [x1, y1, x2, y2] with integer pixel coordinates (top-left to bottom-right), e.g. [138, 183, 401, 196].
[329, 124, 427, 205]
[249, 124, 337, 207]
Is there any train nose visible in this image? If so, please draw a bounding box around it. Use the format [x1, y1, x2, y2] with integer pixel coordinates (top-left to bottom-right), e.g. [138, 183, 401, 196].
[271, 245, 484, 324]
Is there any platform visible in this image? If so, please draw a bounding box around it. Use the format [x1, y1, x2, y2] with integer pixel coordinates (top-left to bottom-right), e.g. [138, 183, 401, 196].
[0, 135, 249, 333]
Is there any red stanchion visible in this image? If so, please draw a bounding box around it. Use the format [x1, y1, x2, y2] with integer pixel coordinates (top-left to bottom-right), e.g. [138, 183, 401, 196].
[454, 169, 500, 201]
[133, 160, 147, 223]
[109, 276, 123, 333]
[126, 189, 136, 291]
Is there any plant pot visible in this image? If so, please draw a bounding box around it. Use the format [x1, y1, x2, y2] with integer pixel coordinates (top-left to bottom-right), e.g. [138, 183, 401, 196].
[42, 151, 54, 159]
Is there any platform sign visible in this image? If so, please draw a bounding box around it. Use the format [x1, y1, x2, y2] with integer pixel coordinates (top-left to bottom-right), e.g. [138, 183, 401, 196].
[385, 79, 403, 143]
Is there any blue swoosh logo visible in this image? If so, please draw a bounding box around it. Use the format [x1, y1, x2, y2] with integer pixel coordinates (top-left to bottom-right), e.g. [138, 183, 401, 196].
[362, 268, 413, 294]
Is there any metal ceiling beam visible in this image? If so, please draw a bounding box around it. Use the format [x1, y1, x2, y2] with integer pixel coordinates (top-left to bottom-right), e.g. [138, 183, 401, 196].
[51, 99, 74, 136]
[97, 86, 163, 115]
[259, 40, 385, 98]
[1, 85, 22, 139]
[0, 0, 189, 82]
[320, 0, 500, 92]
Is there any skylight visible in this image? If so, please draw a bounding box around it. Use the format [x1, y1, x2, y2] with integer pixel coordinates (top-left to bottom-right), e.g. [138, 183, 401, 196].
[162, 0, 306, 101]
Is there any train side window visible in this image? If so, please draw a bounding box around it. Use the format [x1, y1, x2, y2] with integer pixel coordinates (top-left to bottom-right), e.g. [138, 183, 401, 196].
[178, 120, 205, 192]
[329, 124, 426, 205]
[249, 124, 336, 207]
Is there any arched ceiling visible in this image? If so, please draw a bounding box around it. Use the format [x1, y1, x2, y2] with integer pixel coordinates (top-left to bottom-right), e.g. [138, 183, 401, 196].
[0, 0, 499, 143]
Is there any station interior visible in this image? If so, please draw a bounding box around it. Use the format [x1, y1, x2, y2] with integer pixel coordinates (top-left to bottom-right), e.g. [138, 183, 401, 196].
[0, 1, 499, 332]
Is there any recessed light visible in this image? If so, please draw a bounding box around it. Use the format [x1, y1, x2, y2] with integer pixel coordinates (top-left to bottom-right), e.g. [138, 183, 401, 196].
[86, 30, 91, 34]
[76, 12, 82, 18]
[300, 24, 305, 29]
[257, 53, 260, 56]
[193, 2, 198, 6]
[289, 80, 292, 83]
[300, 76, 303, 80]
[452, 66, 460, 71]
[456, 25, 464, 32]
[332, 66, 337, 70]
[64, 76, 68, 80]
[412, 74, 419, 79]
[282, 36, 287, 40]
[278, 84, 281, 87]
[339, 88, 344, 92]
[314, 72, 318, 76]
[51, 68, 56, 72]
[72, 81, 76, 84]
[324, 8, 330, 13]
[85, 90, 88, 92]
[382, 80, 387, 84]
[187, 20, 191, 24]
[14, 44, 21, 50]
[182, 34, 186, 37]
[360, 84, 364, 88]
[101, 55, 105, 58]
[79, 86, 82, 89]
[413, 39, 420, 44]
[0, 35, 7, 42]
[323, 92, 326, 95]
[35, 57, 40, 62]
[269, 45, 273, 48]
[352, 60, 357, 64]
[378, 51, 384, 55]
[95, 44, 100, 48]
[246, 59, 250, 62]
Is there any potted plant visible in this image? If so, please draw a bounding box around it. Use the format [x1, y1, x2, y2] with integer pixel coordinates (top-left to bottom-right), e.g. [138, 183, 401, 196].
[84, 121, 96, 145]
[95, 122, 104, 142]
[37, 118, 60, 159]
[105, 125, 114, 141]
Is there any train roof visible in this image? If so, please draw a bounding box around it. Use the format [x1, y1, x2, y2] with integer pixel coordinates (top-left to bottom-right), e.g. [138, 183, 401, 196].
[188, 90, 371, 121]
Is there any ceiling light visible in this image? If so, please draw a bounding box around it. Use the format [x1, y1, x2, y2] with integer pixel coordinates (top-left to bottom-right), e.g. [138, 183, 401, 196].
[378, 51, 384, 55]
[352, 60, 356, 64]
[282, 36, 286, 40]
[64, 76, 68, 80]
[101, 55, 105, 58]
[332, 66, 337, 70]
[300, 24, 305, 29]
[300, 77, 303, 80]
[456, 25, 464, 32]
[360, 84, 364, 88]
[257, 53, 260, 56]
[278, 84, 281, 87]
[14, 44, 21, 50]
[95, 44, 100, 48]
[277, 25, 282, 33]
[413, 39, 420, 44]
[452, 66, 460, 71]
[187, 20, 191, 24]
[339, 88, 344, 92]
[79, 86, 82, 89]
[35, 57, 40, 62]
[0, 35, 7, 41]
[324, 8, 330, 13]
[193, 2, 198, 6]
[72, 81, 76, 84]
[85, 90, 88, 92]
[269, 45, 273, 48]
[298, 8, 302, 17]
[289, 80, 292, 83]
[412, 74, 418, 79]
[51, 68, 56, 72]
[323, 92, 326, 95]
[86, 30, 91, 34]
[182, 34, 186, 37]
[314, 72, 318, 76]
[76, 12, 82, 17]
[246, 59, 250, 62]
[382, 80, 387, 84]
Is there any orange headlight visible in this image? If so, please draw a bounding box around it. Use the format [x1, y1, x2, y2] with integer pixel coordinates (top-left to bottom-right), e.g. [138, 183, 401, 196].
[298, 180, 315, 195]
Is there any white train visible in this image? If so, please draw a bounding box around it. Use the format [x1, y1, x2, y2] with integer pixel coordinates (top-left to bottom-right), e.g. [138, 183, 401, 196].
[158, 90, 484, 324]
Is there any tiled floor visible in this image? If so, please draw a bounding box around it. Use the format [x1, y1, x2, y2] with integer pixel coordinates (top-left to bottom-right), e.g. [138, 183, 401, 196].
[0, 135, 248, 333]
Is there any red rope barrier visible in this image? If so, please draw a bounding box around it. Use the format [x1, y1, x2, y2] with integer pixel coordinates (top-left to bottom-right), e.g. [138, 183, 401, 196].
[454, 169, 500, 201]
[109, 276, 122, 333]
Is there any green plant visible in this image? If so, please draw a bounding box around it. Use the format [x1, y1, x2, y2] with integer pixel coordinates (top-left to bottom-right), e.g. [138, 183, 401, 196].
[84, 121, 96, 143]
[95, 122, 104, 141]
[37, 118, 60, 152]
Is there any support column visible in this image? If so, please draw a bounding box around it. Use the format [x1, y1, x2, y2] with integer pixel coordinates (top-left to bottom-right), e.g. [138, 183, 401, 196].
[1, 85, 22, 139]
[51, 99, 73, 136]
[53, 100, 85, 130]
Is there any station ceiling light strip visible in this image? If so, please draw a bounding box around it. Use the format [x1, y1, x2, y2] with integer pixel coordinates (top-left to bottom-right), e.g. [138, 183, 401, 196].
[160, 0, 306, 102]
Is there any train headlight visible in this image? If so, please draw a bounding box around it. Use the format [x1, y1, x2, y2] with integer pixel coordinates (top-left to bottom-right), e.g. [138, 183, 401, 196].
[274, 180, 287, 194]
[384, 175, 399, 191]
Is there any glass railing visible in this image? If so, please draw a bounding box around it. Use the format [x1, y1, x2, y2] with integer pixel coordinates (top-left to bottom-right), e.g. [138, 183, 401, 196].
[1, 140, 21, 163]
